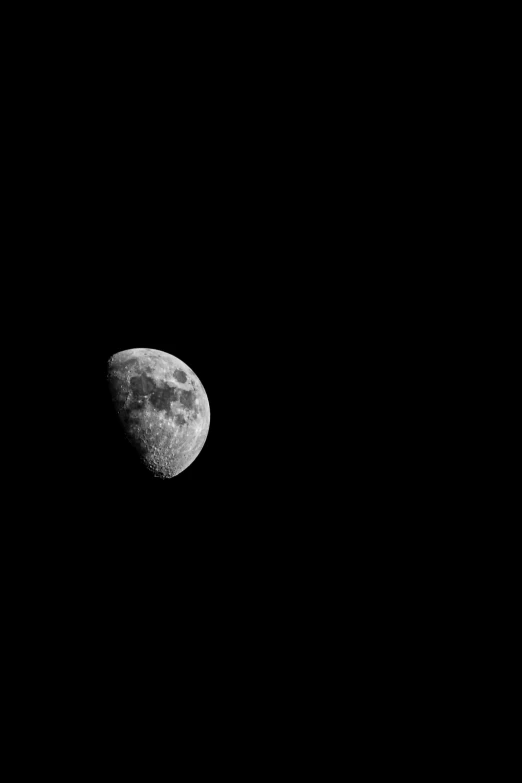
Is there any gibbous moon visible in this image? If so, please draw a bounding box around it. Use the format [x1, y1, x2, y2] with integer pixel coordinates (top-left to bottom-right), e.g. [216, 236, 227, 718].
[108, 348, 210, 478]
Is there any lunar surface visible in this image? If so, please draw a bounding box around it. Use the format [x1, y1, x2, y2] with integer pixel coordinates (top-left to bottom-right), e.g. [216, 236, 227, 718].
[108, 348, 210, 478]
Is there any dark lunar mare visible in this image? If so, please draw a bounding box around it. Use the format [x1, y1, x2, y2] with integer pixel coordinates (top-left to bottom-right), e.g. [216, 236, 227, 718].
[149, 385, 179, 417]
[109, 376, 122, 396]
[128, 373, 180, 418]
[130, 373, 156, 396]
[180, 389, 195, 409]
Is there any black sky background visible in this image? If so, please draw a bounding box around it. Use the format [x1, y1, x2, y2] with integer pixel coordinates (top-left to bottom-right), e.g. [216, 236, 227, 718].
[4, 6, 474, 758]
[0, 9, 405, 763]
[5, 21, 352, 743]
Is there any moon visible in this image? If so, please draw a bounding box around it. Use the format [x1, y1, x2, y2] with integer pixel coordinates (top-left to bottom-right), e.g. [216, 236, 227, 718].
[108, 348, 210, 478]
